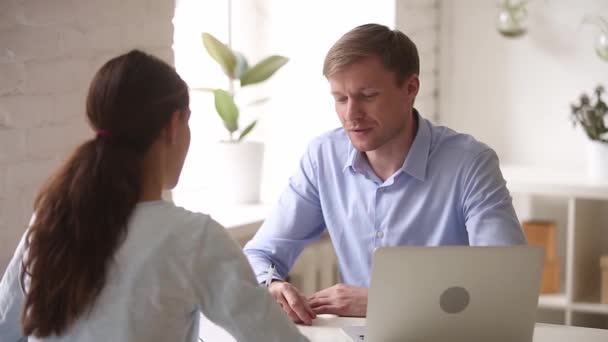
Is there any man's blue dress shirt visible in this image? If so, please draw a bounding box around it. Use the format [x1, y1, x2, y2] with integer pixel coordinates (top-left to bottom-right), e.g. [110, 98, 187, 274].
[244, 112, 526, 287]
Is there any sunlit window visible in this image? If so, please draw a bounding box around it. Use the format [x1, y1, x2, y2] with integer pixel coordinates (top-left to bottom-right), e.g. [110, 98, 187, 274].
[172, 0, 395, 208]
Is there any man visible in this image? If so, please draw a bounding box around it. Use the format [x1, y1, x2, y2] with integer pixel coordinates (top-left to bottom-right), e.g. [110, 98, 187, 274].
[243, 23, 526, 325]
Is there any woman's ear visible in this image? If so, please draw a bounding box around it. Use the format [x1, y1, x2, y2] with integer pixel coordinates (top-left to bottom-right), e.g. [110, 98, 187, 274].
[164, 111, 181, 145]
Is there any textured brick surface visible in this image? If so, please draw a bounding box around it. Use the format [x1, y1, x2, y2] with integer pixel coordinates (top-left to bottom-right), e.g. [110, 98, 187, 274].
[0, 0, 176, 272]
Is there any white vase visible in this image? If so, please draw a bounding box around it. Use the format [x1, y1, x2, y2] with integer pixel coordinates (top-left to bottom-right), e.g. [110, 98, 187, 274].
[586, 140, 608, 182]
[211, 141, 264, 204]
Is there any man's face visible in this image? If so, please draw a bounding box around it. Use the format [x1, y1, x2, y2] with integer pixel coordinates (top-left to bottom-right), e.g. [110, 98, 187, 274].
[329, 56, 419, 152]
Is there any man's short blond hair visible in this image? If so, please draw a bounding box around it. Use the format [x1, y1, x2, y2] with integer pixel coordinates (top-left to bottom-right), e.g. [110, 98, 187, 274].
[323, 23, 419, 85]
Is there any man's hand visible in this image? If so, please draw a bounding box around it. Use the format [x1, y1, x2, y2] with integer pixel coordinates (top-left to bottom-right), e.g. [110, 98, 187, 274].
[268, 281, 316, 325]
[307, 283, 368, 317]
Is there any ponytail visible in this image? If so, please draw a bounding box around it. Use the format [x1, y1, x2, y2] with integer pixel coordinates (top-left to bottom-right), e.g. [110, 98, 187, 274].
[21, 137, 142, 337]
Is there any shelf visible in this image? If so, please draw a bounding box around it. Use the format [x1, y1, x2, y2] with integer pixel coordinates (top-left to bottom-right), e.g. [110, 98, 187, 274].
[502, 165, 608, 200]
[537, 295, 608, 315]
[571, 301, 608, 315]
[538, 294, 569, 309]
[503, 165, 608, 328]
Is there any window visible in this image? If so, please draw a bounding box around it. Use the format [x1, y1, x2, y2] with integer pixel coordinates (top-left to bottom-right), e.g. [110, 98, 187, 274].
[172, 0, 395, 207]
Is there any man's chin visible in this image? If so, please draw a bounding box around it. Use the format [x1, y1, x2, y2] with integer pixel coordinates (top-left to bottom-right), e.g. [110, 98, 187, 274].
[349, 139, 379, 153]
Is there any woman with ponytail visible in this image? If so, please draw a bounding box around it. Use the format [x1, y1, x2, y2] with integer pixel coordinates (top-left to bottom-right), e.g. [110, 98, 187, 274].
[0, 50, 307, 342]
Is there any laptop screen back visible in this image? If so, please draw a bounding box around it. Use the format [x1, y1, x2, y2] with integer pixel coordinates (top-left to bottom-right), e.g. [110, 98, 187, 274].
[365, 246, 543, 342]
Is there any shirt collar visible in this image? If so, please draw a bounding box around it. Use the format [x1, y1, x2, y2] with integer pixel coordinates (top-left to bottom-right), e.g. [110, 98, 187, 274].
[401, 110, 431, 181]
[342, 109, 431, 182]
[343, 144, 359, 173]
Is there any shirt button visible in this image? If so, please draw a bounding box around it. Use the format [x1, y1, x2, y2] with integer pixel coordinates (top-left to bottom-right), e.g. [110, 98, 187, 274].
[376, 230, 384, 239]
[379, 187, 385, 192]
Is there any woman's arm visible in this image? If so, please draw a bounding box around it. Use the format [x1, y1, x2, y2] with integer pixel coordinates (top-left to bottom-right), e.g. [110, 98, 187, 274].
[192, 218, 309, 342]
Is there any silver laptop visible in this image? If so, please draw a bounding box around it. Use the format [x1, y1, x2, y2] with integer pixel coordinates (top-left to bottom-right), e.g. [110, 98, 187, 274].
[343, 246, 544, 342]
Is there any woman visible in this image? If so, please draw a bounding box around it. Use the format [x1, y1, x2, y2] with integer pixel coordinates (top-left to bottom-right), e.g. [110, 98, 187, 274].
[0, 50, 308, 342]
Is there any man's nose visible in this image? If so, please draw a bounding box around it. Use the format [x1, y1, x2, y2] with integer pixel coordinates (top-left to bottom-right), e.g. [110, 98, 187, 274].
[345, 99, 364, 121]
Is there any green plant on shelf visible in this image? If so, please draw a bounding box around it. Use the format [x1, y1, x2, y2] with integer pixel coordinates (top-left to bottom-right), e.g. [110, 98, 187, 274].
[196, 33, 289, 142]
[571, 85, 608, 143]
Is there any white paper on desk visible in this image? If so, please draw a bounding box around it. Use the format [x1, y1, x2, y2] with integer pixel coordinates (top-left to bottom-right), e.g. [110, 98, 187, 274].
[342, 325, 366, 341]
[199, 313, 236, 342]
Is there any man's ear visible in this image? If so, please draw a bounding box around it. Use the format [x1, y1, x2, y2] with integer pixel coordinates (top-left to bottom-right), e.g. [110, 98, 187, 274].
[164, 111, 181, 145]
[405, 74, 420, 98]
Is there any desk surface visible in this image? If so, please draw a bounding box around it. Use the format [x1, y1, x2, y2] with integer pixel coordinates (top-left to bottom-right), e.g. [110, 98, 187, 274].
[199, 314, 608, 341]
[299, 315, 608, 342]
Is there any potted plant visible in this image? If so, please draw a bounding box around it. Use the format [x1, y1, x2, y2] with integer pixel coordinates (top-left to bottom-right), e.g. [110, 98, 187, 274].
[197, 33, 289, 203]
[570, 85, 608, 181]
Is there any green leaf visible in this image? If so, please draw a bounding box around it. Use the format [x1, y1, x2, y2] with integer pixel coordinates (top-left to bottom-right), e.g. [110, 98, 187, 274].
[213, 89, 239, 133]
[238, 120, 258, 141]
[240, 55, 289, 87]
[233, 51, 250, 79]
[238, 120, 257, 141]
[202, 33, 237, 78]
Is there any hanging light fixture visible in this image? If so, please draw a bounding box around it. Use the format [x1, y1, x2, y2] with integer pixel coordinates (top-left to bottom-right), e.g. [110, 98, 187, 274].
[583, 16, 608, 62]
[496, 0, 529, 38]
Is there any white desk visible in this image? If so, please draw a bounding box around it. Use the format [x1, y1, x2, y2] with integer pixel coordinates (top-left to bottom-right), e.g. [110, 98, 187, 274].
[199, 314, 608, 341]
[298, 315, 608, 341]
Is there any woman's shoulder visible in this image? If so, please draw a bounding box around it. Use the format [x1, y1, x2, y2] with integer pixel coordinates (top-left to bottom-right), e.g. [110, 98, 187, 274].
[131, 201, 224, 241]
[125, 201, 234, 267]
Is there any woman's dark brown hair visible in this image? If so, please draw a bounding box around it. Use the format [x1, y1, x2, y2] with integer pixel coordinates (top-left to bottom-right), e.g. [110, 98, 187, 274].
[20, 50, 189, 337]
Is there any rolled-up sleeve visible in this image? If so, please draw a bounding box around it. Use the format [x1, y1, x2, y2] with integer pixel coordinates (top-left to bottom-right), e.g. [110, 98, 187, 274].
[0, 232, 28, 342]
[462, 149, 527, 246]
[243, 145, 326, 283]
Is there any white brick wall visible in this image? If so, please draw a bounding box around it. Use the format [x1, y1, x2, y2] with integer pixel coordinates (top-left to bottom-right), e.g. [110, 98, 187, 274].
[395, 0, 440, 122]
[0, 0, 176, 272]
[0, 62, 25, 95]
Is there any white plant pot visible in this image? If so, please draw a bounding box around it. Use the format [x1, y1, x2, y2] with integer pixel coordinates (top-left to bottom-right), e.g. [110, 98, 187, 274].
[586, 140, 608, 182]
[211, 141, 264, 204]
